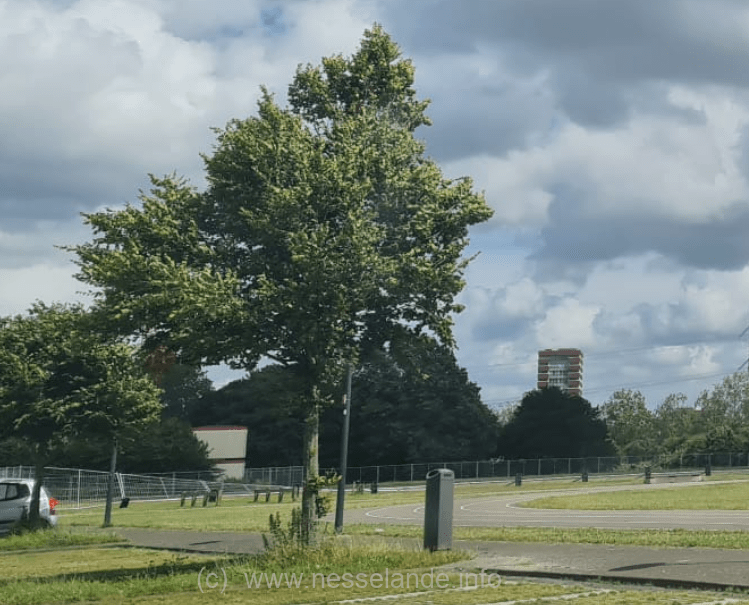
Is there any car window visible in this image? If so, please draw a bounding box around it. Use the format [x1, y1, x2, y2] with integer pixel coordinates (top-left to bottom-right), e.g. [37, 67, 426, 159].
[0, 483, 21, 500]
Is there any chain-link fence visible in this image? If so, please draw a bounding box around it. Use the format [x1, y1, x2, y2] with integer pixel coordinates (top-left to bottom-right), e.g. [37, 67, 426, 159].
[0, 466, 264, 509]
[245, 452, 749, 487]
[244, 466, 306, 487]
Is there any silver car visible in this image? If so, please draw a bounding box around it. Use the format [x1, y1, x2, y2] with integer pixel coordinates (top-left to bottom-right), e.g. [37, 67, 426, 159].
[0, 478, 58, 534]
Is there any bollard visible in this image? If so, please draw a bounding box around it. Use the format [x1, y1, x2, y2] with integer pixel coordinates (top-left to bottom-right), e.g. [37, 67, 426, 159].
[515, 473, 522, 487]
[644, 466, 651, 484]
[424, 469, 454, 551]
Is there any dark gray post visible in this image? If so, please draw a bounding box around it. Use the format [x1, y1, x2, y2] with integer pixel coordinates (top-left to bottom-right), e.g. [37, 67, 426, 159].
[424, 469, 454, 551]
[334, 364, 353, 534]
[103, 437, 118, 527]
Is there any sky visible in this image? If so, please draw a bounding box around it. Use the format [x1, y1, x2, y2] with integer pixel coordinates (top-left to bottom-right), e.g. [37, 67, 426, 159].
[3, 0, 749, 412]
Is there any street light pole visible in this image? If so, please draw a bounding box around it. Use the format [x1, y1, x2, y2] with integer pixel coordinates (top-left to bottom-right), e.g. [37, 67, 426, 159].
[334, 363, 353, 534]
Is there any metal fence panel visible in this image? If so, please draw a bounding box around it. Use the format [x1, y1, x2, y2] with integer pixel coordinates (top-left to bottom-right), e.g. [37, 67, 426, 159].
[245, 450, 749, 487]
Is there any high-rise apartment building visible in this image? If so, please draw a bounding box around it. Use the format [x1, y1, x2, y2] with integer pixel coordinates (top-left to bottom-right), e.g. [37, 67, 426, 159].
[537, 348, 583, 397]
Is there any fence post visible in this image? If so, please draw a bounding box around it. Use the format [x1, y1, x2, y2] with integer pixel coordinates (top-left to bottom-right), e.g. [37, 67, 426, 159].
[597, 457, 600, 474]
[77, 469, 82, 509]
[476, 460, 479, 479]
[507, 459, 510, 477]
[376, 465, 380, 486]
[537, 458, 541, 476]
[568, 458, 571, 475]
[411, 464, 414, 482]
[116, 473, 126, 500]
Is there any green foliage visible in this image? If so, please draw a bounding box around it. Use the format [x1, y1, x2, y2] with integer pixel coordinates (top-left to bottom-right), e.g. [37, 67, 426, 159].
[263, 509, 303, 553]
[599, 373, 749, 461]
[191, 366, 306, 467]
[0, 302, 162, 522]
[158, 363, 213, 421]
[69, 26, 492, 541]
[499, 387, 614, 459]
[70, 418, 212, 473]
[0, 436, 34, 466]
[0, 303, 162, 454]
[195, 335, 499, 467]
[306, 472, 339, 519]
[601, 389, 657, 456]
[324, 334, 499, 465]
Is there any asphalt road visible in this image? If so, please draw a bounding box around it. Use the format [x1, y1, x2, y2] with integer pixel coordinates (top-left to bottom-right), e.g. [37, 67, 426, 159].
[339, 480, 749, 531]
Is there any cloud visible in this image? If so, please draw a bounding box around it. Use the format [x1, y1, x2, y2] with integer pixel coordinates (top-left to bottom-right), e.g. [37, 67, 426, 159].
[5, 0, 749, 414]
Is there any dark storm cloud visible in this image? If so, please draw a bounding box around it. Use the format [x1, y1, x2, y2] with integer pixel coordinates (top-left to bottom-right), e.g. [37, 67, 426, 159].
[533, 196, 749, 271]
[386, 0, 749, 86]
[471, 313, 531, 342]
[383, 0, 749, 138]
[0, 153, 156, 223]
[422, 81, 554, 161]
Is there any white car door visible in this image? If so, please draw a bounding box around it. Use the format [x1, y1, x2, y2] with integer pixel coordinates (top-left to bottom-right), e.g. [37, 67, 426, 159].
[0, 482, 28, 527]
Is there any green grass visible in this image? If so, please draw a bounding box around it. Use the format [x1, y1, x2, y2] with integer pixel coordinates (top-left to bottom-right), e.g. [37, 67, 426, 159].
[345, 523, 749, 549]
[0, 528, 124, 552]
[58, 476, 645, 533]
[2, 543, 745, 605]
[0, 540, 467, 605]
[2, 542, 743, 605]
[525, 481, 749, 510]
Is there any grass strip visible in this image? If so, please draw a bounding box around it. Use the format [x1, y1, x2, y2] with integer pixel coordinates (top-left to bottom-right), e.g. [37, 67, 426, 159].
[344, 524, 749, 550]
[524, 482, 749, 510]
[0, 540, 468, 605]
[0, 529, 123, 552]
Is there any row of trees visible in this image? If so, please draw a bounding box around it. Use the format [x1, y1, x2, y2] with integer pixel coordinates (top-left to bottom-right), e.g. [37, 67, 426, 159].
[188, 334, 500, 468]
[602, 372, 749, 460]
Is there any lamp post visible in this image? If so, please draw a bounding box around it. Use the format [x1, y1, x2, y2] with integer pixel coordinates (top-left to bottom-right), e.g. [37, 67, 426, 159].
[334, 363, 353, 533]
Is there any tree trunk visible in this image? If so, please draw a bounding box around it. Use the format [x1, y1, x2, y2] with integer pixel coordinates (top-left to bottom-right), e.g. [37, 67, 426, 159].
[29, 458, 46, 528]
[103, 437, 118, 527]
[300, 403, 320, 544]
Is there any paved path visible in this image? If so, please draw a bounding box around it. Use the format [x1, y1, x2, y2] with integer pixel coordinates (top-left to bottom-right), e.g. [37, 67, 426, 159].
[107, 480, 749, 591]
[112, 528, 749, 590]
[342, 481, 749, 531]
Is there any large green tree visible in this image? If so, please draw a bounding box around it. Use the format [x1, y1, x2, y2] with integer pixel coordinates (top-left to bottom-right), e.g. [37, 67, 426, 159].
[324, 335, 499, 466]
[70, 26, 492, 538]
[193, 335, 499, 468]
[498, 388, 614, 459]
[191, 366, 308, 468]
[601, 389, 657, 456]
[0, 303, 162, 525]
